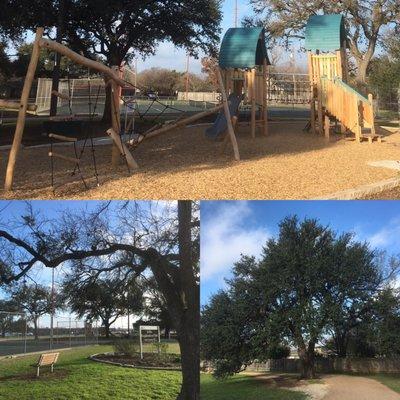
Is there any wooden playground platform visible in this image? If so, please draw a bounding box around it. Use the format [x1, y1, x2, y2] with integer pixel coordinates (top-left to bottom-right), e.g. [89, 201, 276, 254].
[1, 121, 399, 200]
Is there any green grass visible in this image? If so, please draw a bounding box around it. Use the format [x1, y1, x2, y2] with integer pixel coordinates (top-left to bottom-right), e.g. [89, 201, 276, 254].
[366, 374, 400, 394]
[200, 373, 308, 400]
[0, 345, 181, 400]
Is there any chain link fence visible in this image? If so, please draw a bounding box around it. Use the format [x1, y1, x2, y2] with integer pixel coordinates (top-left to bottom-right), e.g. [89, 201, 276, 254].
[0, 312, 99, 357]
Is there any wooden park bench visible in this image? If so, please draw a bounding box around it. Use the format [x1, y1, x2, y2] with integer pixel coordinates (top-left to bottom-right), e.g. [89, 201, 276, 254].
[36, 352, 59, 377]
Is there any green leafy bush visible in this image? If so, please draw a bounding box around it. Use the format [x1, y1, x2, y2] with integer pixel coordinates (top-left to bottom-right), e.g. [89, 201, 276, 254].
[113, 339, 138, 357]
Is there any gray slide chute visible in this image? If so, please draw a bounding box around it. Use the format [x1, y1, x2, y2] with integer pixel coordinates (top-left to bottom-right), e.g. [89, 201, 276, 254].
[206, 93, 242, 140]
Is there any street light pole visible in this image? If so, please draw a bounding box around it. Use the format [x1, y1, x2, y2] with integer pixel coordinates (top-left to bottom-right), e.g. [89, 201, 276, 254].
[50, 267, 55, 349]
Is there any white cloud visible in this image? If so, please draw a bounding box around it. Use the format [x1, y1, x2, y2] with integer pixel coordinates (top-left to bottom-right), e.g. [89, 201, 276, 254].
[201, 202, 271, 281]
[367, 216, 400, 249]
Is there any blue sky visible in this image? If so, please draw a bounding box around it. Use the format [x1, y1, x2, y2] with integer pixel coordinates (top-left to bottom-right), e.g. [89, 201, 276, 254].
[200, 201, 400, 305]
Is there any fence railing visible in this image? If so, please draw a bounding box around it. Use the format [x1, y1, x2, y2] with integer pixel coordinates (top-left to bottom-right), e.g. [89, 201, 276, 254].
[321, 77, 375, 139]
[0, 312, 99, 357]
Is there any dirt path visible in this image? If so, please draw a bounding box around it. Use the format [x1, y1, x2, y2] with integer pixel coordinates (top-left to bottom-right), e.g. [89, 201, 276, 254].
[323, 375, 400, 400]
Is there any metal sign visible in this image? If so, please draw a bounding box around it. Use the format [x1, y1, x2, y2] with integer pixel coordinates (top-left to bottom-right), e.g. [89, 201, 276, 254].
[139, 325, 160, 359]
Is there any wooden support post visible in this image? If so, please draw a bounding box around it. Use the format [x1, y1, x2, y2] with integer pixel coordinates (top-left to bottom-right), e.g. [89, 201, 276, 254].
[317, 88, 323, 135]
[250, 68, 256, 138]
[221, 116, 238, 154]
[368, 93, 376, 135]
[216, 68, 240, 161]
[324, 114, 330, 141]
[111, 66, 122, 168]
[356, 99, 362, 143]
[307, 52, 316, 135]
[107, 128, 138, 170]
[263, 60, 268, 136]
[4, 28, 44, 191]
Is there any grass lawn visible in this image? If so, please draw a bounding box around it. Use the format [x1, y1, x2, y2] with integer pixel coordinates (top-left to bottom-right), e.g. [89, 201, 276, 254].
[200, 373, 308, 400]
[0, 345, 181, 400]
[367, 374, 400, 394]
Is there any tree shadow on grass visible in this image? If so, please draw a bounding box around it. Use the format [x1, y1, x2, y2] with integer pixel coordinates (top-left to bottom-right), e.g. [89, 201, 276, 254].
[251, 373, 324, 388]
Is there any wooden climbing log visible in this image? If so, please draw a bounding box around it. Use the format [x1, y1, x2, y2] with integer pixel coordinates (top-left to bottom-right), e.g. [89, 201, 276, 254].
[106, 128, 139, 170]
[48, 151, 80, 163]
[51, 90, 70, 100]
[48, 133, 77, 142]
[4, 28, 44, 191]
[143, 104, 224, 140]
[39, 38, 126, 87]
[216, 68, 240, 161]
[0, 99, 37, 112]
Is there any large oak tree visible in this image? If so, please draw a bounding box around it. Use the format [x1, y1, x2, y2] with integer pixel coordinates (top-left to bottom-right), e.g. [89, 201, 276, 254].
[202, 216, 395, 379]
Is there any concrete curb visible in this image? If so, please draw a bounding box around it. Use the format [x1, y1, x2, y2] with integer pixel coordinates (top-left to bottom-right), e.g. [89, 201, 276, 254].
[89, 352, 182, 371]
[315, 176, 400, 200]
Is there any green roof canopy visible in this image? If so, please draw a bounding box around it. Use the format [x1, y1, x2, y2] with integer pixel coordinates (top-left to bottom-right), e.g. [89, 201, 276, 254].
[305, 14, 346, 52]
[219, 27, 270, 69]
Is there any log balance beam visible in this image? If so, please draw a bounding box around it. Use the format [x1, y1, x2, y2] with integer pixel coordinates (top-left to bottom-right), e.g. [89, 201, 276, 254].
[141, 104, 224, 141]
[0, 99, 37, 112]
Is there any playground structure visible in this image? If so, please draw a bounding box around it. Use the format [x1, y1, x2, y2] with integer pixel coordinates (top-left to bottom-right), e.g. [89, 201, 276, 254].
[206, 27, 270, 161]
[1, 15, 384, 193]
[305, 14, 379, 143]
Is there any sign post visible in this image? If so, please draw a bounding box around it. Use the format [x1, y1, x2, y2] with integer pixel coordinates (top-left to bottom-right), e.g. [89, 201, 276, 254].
[139, 325, 160, 359]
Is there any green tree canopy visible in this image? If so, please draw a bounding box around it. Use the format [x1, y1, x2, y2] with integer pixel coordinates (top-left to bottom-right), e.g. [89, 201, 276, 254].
[202, 216, 392, 379]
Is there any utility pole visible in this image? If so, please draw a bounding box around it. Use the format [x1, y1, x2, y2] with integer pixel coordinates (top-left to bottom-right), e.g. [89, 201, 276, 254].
[234, 0, 238, 28]
[134, 58, 138, 94]
[50, 267, 55, 350]
[185, 55, 190, 101]
[50, 0, 65, 116]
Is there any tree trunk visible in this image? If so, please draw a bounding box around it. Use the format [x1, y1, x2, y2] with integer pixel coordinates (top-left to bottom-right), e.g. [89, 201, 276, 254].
[33, 316, 39, 341]
[104, 321, 110, 339]
[298, 342, 316, 379]
[334, 331, 348, 358]
[176, 313, 199, 400]
[164, 325, 171, 340]
[149, 201, 200, 400]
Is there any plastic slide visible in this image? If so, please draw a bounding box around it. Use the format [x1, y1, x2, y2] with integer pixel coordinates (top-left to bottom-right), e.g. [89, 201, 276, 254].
[205, 94, 242, 140]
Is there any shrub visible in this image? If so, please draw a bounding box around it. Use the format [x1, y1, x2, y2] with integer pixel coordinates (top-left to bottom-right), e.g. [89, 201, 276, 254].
[113, 339, 138, 357]
[152, 342, 169, 359]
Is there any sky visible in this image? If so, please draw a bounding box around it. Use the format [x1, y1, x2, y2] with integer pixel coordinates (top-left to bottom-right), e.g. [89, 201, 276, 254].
[139, 0, 252, 74]
[200, 200, 400, 305]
